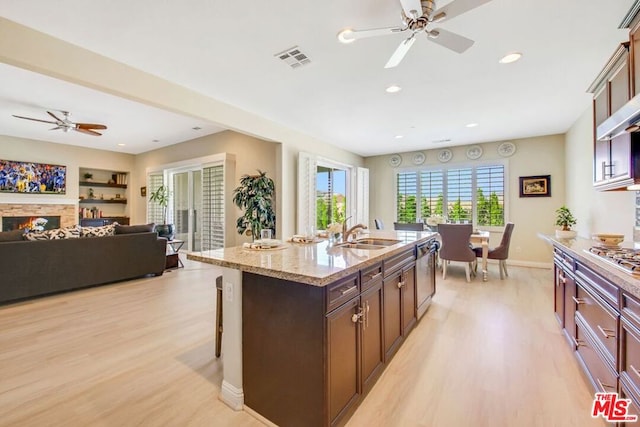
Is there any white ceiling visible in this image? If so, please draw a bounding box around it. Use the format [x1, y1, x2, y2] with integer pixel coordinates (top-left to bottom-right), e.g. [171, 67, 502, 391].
[0, 0, 636, 156]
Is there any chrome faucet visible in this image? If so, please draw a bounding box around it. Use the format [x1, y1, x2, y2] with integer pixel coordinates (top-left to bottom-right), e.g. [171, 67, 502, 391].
[344, 223, 367, 242]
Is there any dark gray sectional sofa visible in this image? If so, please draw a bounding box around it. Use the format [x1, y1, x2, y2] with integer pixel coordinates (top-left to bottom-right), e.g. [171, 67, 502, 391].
[0, 228, 167, 304]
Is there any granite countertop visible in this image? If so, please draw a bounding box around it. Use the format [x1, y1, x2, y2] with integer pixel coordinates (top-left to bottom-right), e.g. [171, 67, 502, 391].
[187, 230, 437, 286]
[541, 234, 640, 299]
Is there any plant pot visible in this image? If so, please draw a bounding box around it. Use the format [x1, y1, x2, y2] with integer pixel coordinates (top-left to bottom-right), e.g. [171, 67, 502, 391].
[555, 229, 577, 239]
[155, 224, 175, 240]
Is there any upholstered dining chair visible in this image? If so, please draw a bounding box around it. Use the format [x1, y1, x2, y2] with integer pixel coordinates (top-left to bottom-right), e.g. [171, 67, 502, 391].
[393, 222, 425, 231]
[374, 219, 384, 230]
[438, 223, 477, 282]
[473, 223, 515, 280]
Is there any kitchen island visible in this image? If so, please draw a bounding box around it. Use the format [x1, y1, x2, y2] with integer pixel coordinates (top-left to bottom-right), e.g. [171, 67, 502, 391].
[187, 230, 438, 427]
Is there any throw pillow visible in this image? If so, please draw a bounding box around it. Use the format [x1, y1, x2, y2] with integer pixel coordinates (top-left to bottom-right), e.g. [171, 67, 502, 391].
[24, 231, 50, 241]
[115, 223, 155, 235]
[81, 223, 118, 238]
[47, 225, 82, 240]
[0, 229, 26, 242]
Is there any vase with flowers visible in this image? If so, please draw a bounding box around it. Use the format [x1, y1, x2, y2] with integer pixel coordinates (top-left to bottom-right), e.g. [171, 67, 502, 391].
[327, 222, 343, 243]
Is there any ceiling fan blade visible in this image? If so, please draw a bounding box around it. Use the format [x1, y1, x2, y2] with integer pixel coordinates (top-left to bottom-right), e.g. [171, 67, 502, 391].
[74, 128, 102, 136]
[432, 0, 492, 22]
[47, 111, 63, 122]
[399, 0, 424, 18]
[49, 126, 63, 131]
[12, 115, 58, 125]
[76, 123, 107, 130]
[340, 26, 406, 42]
[384, 35, 417, 69]
[427, 28, 474, 53]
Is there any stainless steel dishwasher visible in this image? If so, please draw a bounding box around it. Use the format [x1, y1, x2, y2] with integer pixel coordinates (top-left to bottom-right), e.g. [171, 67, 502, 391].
[416, 239, 439, 320]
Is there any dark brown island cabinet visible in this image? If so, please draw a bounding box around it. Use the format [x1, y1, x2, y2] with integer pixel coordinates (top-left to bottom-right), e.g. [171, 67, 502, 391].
[242, 243, 434, 427]
[553, 243, 640, 426]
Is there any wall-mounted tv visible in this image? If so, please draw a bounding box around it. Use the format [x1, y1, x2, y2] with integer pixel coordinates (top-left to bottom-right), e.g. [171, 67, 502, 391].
[0, 159, 67, 194]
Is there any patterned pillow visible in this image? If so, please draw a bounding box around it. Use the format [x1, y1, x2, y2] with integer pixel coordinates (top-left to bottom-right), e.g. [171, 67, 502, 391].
[81, 223, 118, 238]
[24, 231, 49, 241]
[24, 225, 82, 240]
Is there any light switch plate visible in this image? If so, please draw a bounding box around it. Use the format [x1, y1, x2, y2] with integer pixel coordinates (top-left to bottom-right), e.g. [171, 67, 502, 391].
[225, 282, 233, 302]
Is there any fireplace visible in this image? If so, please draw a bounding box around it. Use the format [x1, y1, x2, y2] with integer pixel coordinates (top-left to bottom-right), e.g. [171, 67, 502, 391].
[2, 216, 61, 232]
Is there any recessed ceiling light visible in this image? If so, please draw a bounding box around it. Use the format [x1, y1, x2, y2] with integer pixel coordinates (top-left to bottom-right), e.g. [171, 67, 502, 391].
[395, 135, 403, 139]
[192, 126, 202, 131]
[466, 123, 479, 128]
[499, 52, 522, 64]
[337, 29, 355, 44]
[152, 139, 160, 143]
[386, 85, 402, 93]
[117, 143, 125, 147]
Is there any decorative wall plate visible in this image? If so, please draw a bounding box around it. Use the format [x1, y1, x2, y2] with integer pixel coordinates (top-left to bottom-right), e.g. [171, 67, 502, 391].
[388, 153, 402, 167]
[412, 152, 426, 165]
[437, 149, 453, 163]
[497, 142, 516, 157]
[466, 145, 483, 160]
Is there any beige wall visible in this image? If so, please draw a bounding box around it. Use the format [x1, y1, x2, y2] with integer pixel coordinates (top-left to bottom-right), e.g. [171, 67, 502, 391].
[565, 107, 635, 239]
[133, 130, 279, 246]
[0, 17, 364, 240]
[0, 134, 134, 214]
[365, 135, 567, 266]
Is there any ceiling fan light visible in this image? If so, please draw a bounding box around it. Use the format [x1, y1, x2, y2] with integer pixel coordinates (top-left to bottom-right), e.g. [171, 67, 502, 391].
[499, 52, 522, 64]
[337, 29, 355, 44]
[427, 30, 440, 39]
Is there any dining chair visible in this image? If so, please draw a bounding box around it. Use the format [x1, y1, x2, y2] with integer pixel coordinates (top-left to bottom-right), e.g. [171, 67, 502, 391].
[473, 223, 515, 280]
[374, 219, 384, 230]
[393, 222, 425, 231]
[437, 223, 477, 282]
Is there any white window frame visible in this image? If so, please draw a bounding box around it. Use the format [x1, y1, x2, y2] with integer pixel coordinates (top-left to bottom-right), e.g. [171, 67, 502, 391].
[394, 159, 509, 232]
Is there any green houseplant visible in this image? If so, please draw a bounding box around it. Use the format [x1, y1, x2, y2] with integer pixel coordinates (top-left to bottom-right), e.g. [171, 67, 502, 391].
[149, 184, 174, 239]
[233, 170, 276, 240]
[555, 205, 577, 239]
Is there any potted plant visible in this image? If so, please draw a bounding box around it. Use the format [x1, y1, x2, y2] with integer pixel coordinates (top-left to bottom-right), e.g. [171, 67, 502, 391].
[149, 184, 174, 240]
[83, 172, 93, 182]
[233, 170, 276, 240]
[555, 205, 577, 239]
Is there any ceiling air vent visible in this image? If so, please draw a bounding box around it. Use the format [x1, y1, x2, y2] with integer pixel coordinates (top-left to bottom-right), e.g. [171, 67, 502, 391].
[275, 46, 312, 69]
[432, 138, 452, 144]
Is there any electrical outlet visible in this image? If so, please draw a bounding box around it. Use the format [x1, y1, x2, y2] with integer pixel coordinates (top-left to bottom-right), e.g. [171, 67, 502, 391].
[516, 246, 522, 253]
[225, 282, 233, 302]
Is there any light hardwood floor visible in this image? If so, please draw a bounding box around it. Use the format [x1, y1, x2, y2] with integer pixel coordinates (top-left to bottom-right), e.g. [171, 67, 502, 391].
[0, 260, 601, 427]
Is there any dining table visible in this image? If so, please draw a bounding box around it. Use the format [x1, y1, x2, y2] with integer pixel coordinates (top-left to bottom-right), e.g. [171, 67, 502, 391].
[470, 230, 490, 281]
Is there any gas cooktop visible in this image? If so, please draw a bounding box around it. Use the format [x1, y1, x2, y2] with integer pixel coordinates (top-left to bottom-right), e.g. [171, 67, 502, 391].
[587, 246, 640, 275]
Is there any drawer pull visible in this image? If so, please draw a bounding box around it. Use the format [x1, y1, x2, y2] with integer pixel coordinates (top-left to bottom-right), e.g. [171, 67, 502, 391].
[371, 272, 382, 280]
[571, 296, 585, 305]
[397, 281, 404, 289]
[572, 336, 584, 348]
[597, 378, 616, 391]
[341, 285, 358, 296]
[630, 364, 640, 380]
[597, 325, 616, 339]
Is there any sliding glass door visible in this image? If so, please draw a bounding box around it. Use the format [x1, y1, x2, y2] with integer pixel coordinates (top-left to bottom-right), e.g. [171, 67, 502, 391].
[172, 169, 202, 251]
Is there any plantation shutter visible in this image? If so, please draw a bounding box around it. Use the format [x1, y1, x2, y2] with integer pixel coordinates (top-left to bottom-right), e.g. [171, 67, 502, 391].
[396, 171, 418, 222]
[419, 170, 444, 218]
[476, 165, 505, 226]
[356, 167, 369, 227]
[202, 165, 225, 250]
[147, 173, 165, 225]
[297, 152, 318, 234]
[446, 168, 473, 223]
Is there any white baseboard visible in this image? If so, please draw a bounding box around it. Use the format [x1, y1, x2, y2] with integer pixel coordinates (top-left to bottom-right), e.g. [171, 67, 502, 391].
[219, 380, 244, 411]
[492, 259, 552, 269]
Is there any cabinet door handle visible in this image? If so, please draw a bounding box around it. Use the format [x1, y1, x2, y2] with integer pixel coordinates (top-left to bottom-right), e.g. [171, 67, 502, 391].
[341, 285, 358, 296]
[371, 272, 382, 280]
[397, 280, 404, 289]
[597, 325, 616, 339]
[630, 364, 640, 380]
[597, 378, 616, 391]
[572, 336, 584, 348]
[365, 301, 370, 329]
[572, 296, 584, 305]
[351, 307, 364, 324]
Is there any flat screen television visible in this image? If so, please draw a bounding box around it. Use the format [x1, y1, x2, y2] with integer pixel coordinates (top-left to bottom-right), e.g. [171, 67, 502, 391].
[0, 159, 66, 194]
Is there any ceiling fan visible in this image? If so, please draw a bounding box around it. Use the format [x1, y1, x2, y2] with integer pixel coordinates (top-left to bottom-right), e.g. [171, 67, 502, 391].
[337, 0, 493, 68]
[12, 110, 107, 136]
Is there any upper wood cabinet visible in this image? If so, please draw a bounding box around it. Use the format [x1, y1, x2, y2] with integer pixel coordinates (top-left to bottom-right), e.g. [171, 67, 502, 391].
[590, 43, 630, 129]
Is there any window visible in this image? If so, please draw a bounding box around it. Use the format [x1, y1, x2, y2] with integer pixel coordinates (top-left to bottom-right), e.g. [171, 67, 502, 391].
[316, 165, 347, 230]
[395, 162, 506, 228]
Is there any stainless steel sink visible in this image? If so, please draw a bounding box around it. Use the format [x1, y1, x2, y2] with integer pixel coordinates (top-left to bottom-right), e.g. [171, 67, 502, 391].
[354, 238, 401, 246]
[337, 243, 387, 250]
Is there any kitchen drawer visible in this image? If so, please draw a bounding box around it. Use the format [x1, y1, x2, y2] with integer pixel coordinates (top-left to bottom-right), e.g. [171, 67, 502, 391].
[623, 291, 640, 331]
[360, 262, 383, 293]
[621, 317, 640, 399]
[576, 281, 619, 370]
[575, 261, 619, 308]
[554, 247, 575, 271]
[575, 317, 618, 394]
[620, 378, 640, 427]
[383, 248, 415, 277]
[326, 273, 359, 314]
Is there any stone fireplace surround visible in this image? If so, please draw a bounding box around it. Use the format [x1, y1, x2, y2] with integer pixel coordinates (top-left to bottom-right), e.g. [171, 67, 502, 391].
[0, 204, 76, 230]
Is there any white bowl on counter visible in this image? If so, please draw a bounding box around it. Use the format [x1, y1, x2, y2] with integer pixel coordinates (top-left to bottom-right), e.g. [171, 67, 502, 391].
[592, 233, 624, 247]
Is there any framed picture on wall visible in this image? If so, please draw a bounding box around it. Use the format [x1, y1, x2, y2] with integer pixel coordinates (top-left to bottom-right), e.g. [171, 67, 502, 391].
[519, 175, 551, 197]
